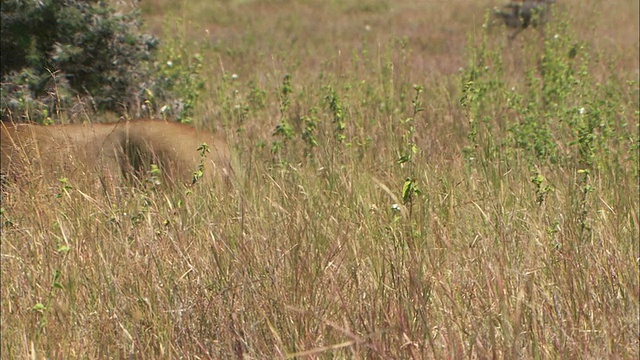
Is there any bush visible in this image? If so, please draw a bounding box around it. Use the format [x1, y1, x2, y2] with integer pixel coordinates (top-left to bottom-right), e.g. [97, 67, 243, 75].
[1, 0, 158, 122]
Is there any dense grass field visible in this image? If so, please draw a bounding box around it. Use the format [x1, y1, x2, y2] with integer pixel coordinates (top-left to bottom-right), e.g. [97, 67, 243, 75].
[2, 0, 638, 358]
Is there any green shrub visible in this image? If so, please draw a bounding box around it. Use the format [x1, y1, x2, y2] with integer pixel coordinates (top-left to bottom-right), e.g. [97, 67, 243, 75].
[1, 0, 158, 122]
[146, 18, 206, 123]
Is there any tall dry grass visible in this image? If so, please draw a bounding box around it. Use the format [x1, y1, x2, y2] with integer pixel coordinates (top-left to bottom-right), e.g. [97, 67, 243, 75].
[2, 0, 638, 358]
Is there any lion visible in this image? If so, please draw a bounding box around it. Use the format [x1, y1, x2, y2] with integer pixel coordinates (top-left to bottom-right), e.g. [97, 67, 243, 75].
[0, 119, 233, 190]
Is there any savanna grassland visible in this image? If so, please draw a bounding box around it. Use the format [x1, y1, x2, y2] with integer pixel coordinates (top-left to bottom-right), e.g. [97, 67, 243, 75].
[1, 0, 638, 358]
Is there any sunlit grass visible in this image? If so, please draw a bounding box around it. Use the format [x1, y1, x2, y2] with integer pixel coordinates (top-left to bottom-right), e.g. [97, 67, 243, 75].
[2, 0, 638, 358]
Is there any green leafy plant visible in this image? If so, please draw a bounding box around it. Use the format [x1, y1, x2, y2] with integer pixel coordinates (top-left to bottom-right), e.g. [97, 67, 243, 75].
[191, 143, 211, 185]
[459, 23, 506, 164]
[54, 177, 73, 199]
[1, 0, 158, 121]
[150, 19, 205, 123]
[301, 107, 319, 160]
[397, 84, 423, 167]
[324, 85, 346, 143]
[530, 171, 553, 205]
[272, 74, 295, 156]
[32, 266, 66, 351]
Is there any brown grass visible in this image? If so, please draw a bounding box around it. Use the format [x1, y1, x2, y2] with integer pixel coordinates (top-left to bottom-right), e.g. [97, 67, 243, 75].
[2, 0, 638, 358]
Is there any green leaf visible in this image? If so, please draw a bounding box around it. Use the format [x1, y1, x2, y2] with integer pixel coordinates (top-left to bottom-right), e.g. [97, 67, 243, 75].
[402, 178, 414, 204]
